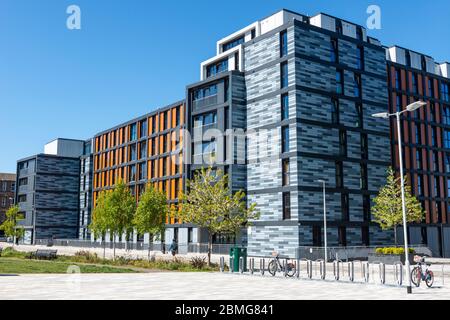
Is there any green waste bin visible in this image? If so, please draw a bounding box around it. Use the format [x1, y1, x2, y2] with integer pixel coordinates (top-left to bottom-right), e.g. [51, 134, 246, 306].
[229, 247, 247, 272]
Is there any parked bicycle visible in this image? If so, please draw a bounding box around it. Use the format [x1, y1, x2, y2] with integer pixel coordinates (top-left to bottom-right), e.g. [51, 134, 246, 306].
[411, 256, 434, 288]
[268, 252, 296, 277]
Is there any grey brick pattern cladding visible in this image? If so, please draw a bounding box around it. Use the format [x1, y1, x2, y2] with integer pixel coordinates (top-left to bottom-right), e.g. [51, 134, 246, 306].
[16, 154, 81, 242]
[240, 19, 394, 257]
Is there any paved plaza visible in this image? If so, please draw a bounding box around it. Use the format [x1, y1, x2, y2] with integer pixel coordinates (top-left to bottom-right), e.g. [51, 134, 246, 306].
[1, 272, 449, 300]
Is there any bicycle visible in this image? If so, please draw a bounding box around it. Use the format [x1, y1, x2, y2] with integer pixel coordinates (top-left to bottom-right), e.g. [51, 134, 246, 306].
[411, 256, 434, 288]
[268, 252, 296, 277]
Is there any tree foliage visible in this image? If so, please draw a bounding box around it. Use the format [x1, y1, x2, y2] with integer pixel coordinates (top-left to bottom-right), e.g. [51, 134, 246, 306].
[179, 168, 259, 265]
[134, 184, 168, 259]
[0, 205, 24, 245]
[372, 167, 424, 245]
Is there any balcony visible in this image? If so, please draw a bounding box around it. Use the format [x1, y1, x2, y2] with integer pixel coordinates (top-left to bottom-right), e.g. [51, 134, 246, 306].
[193, 94, 218, 110]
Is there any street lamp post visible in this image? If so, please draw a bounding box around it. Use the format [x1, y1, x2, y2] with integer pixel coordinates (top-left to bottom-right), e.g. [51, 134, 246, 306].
[317, 180, 327, 262]
[372, 100, 427, 294]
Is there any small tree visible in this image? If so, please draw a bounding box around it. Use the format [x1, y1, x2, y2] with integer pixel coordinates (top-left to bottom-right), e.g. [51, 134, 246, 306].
[133, 184, 168, 260]
[108, 180, 136, 258]
[0, 205, 24, 246]
[179, 168, 259, 266]
[89, 191, 110, 259]
[372, 167, 424, 245]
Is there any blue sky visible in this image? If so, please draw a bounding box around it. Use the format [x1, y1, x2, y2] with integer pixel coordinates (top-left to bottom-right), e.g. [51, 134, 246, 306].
[1, 0, 449, 172]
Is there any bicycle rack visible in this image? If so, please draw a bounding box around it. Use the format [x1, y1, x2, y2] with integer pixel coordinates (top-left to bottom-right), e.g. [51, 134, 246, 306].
[315, 259, 326, 280]
[295, 259, 300, 278]
[260, 259, 265, 276]
[333, 260, 343, 281]
[249, 258, 255, 275]
[362, 262, 370, 283]
[219, 257, 225, 272]
[307, 260, 313, 279]
[347, 261, 354, 282]
[370, 261, 385, 284]
[229, 257, 234, 273]
[393, 262, 403, 286]
[239, 257, 244, 274]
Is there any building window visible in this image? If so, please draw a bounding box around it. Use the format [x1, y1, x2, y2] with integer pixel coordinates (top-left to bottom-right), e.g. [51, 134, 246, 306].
[282, 159, 290, 186]
[428, 78, 434, 97]
[331, 98, 339, 124]
[140, 119, 147, 138]
[129, 144, 137, 161]
[354, 74, 362, 98]
[415, 124, 422, 145]
[193, 84, 218, 101]
[433, 151, 440, 172]
[395, 69, 401, 90]
[360, 164, 368, 190]
[444, 130, 450, 149]
[206, 59, 228, 78]
[396, 95, 402, 113]
[417, 175, 424, 196]
[280, 30, 288, 57]
[338, 227, 347, 247]
[175, 107, 180, 127]
[282, 192, 291, 220]
[330, 38, 338, 63]
[336, 161, 344, 188]
[139, 141, 147, 159]
[194, 111, 217, 128]
[434, 176, 440, 198]
[361, 134, 368, 160]
[281, 126, 289, 153]
[336, 69, 344, 94]
[355, 103, 363, 128]
[412, 73, 418, 94]
[356, 27, 363, 41]
[341, 194, 349, 221]
[129, 165, 136, 182]
[405, 51, 411, 67]
[339, 130, 347, 157]
[363, 195, 371, 222]
[130, 123, 137, 141]
[138, 162, 147, 181]
[188, 227, 194, 243]
[432, 127, 438, 147]
[416, 149, 423, 170]
[18, 195, 27, 203]
[446, 153, 450, 173]
[281, 93, 289, 121]
[442, 82, 449, 102]
[443, 106, 450, 125]
[356, 46, 364, 70]
[281, 62, 288, 88]
[18, 178, 28, 186]
[222, 36, 244, 52]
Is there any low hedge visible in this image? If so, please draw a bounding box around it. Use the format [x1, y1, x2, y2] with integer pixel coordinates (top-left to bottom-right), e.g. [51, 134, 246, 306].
[375, 247, 415, 255]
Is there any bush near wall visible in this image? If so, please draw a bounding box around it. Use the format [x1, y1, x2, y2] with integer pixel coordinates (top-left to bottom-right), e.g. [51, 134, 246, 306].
[375, 247, 416, 255]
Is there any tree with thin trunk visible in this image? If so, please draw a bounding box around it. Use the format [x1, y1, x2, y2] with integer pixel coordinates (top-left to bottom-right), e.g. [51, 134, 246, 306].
[372, 167, 424, 245]
[133, 183, 168, 260]
[89, 191, 110, 259]
[179, 168, 259, 266]
[0, 205, 24, 246]
[107, 180, 136, 259]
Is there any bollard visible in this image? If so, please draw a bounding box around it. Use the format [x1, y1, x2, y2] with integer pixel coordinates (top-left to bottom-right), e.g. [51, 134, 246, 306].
[348, 261, 354, 282]
[239, 257, 244, 274]
[229, 257, 234, 273]
[260, 259, 265, 276]
[379, 263, 386, 284]
[307, 260, 313, 279]
[363, 262, 369, 283]
[220, 257, 225, 273]
[394, 262, 403, 286]
[333, 260, 340, 281]
[249, 258, 254, 275]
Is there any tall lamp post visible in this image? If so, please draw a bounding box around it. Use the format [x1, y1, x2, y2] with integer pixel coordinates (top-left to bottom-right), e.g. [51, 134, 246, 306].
[372, 100, 427, 294]
[317, 180, 327, 262]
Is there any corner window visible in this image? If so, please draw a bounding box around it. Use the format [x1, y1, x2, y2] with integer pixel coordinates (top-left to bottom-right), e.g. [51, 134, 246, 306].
[330, 38, 338, 63]
[355, 103, 363, 128]
[331, 98, 339, 124]
[280, 30, 288, 57]
[282, 159, 290, 186]
[335, 161, 344, 188]
[395, 69, 401, 90]
[356, 46, 364, 70]
[412, 73, 418, 94]
[442, 82, 449, 102]
[336, 69, 344, 94]
[354, 74, 362, 98]
[281, 62, 288, 88]
[281, 93, 289, 121]
[281, 126, 289, 153]
[282, 192, 291, 220]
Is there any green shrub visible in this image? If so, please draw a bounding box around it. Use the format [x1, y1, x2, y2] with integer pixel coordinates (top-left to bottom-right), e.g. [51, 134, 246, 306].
[0, 247, 29, 259]
[375, 247, 415, 255]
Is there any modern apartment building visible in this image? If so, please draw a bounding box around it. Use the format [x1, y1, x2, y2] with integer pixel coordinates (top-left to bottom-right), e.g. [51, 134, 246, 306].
[91, 101, 186, 245]
[186, 10, 393, 257]
[0, 173, 16, 236]
[15, 139, 84, 244]
[386, 47, 450, 257]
